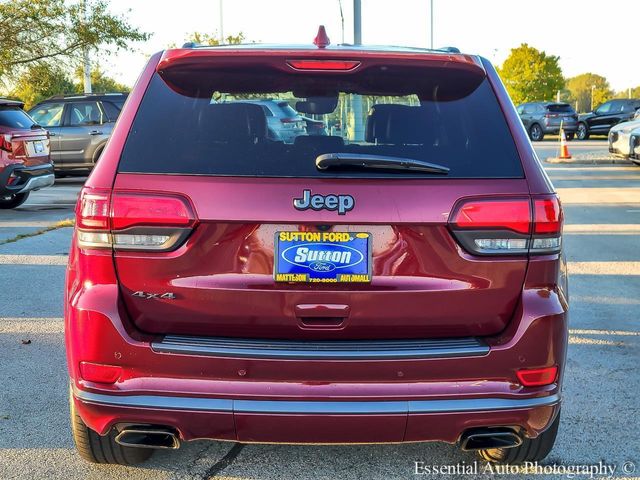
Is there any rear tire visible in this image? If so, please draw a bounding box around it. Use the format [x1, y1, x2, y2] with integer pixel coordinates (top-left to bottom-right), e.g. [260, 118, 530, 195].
[577, 123, 589, 140]
[0, 192, 29, 209]
[69, 389, 153, 465]
[477, 410, 560, 465]
[529, 124, 544, 142]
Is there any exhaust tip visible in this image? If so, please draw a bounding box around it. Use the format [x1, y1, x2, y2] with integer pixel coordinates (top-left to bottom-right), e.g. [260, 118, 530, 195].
[460, 427, 522, 451]
[115, 427, 180, 450]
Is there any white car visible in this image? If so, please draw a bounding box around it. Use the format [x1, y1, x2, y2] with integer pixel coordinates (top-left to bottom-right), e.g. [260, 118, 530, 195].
[629, 127, 640, 166]
[608, 111, 640, 158]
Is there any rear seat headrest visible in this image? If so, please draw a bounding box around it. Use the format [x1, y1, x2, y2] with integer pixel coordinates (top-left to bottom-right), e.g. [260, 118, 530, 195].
[201, 103, 267, 143]
[365, 104, 429, 145]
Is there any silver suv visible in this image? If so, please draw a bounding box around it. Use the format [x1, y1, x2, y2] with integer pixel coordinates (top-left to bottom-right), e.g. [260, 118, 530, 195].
[243, 99, 306, 143]
[28, 93, 127, 175]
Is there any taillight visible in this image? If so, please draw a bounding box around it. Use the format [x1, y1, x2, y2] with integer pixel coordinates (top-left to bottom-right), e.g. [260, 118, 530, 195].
[449, 195, 562, 256]
[531, 196, 562, 253]
[286, 59, 361, 71]
[0, 134, 12, 152]
[516, 366, 558, 387]
[75, 187, 197, 251]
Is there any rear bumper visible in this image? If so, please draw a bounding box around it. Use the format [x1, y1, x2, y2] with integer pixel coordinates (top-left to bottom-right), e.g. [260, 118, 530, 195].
[543, 124, 577, 135]
[72, 386, 560, 444]
[0, 163, 54, 195]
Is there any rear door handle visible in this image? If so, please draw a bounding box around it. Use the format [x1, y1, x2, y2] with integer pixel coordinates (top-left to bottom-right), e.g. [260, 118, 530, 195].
[295, 304, 350, 317]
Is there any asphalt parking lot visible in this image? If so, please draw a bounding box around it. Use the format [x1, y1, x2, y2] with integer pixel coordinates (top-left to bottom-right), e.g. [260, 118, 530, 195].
[1, 140, 639, 479]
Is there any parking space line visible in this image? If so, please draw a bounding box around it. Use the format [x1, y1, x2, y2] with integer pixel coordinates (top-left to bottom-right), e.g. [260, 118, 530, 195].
[569, 329, 639, 336]
[567, 262, 640, 275]
[556, 187, 640, 204]
[0, 255, 68, 265]
[0, 317, 63, 334]
[563, 224, 640, 234]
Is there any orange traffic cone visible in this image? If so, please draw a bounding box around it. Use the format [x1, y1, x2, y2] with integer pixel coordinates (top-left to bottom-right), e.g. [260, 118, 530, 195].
[558, 123, 572, 159]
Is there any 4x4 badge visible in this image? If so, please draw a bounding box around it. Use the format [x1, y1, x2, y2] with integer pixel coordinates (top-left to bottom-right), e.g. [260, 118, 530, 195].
[293, 189, 354, 215]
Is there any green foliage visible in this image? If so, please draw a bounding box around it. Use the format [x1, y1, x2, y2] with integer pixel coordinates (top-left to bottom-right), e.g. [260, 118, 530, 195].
[497, 44, 564, 105]
[173, 31, 245, 47]
[613, 86, 640, 100]
[0, 0, 149, 80]
[563, 73, 612, 113]
[9, 63, 75, 109]
[73, 66, 129, 93]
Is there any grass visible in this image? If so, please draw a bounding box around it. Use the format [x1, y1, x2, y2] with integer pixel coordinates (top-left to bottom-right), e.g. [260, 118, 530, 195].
[0, 218, 75, 246]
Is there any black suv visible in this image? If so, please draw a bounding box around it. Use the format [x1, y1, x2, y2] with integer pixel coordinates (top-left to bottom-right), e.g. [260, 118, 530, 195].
[577, 98, 640, 140]
[516, 102, 578, 141]
[28, 93, 127, 175]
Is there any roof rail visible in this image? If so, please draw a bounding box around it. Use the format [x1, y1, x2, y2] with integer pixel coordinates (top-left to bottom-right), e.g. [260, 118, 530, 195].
[436, 46, 461, 53]
[46, 92, 128, 100]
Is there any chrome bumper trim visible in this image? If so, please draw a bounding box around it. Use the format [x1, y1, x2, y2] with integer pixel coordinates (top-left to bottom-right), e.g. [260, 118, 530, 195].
[152, 335, 490, 360]
[73, 387, 559, 415]
[17, 173, 55, 194]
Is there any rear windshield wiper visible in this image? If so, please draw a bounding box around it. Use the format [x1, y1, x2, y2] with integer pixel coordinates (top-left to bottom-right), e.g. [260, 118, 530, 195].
[316, 153, 450, 174]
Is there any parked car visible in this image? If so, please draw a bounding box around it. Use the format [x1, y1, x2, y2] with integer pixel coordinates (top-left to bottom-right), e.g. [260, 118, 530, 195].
[0, 98, 54, 208]
[577, 98, 640, 140]
[66, 33, 567, 467]
[608, 114, 640, 158]
[300, 115, 327, 135]
[516, 102, 578, 141]
[28, 93, 127, 175]
[242, 99, 306, 142]
[628, 127, 640, 166]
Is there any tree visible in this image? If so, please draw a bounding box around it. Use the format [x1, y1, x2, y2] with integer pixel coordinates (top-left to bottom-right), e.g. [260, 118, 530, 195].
[9, 63, 75, 109]
[613, 86, 640, 100]
[563, 73, 612, 113]
[173, 31, 245, 47]
[497, 44, 564, 105]
[0, 0, 149, 80]
[73, 66, 129, 93]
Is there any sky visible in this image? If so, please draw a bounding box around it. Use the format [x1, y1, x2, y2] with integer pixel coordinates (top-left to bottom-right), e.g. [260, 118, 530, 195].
[101, 0, 639, 92]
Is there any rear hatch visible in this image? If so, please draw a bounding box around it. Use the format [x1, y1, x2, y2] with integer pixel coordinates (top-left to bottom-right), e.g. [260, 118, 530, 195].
[546, 103, 578, 124]
[108, 51, 533, 340]
[0, 104, 50, 167]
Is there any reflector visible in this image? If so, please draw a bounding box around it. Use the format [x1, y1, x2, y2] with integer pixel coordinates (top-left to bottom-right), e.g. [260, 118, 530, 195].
[516, 366, 558, 387]
[79, 361, 122, 384]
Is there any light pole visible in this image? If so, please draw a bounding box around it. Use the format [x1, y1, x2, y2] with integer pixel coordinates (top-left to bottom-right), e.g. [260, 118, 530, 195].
[81, 0, 91, 93]
[350, 0, 364, 141]
[430, 0, 434, 49]
[219, 0, 224, 44]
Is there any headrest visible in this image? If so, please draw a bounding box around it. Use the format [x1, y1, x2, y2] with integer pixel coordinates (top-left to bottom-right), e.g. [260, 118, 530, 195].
[293, 135, 344, 149]
[200, 103, 267, 143]
[365, 104, 429, 145]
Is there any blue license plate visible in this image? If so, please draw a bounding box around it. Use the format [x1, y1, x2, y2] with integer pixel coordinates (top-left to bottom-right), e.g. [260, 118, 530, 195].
[274, 231, 372, 283]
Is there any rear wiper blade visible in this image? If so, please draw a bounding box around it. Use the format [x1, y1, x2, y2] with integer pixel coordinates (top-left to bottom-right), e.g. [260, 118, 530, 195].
[316, 153, 449, 174]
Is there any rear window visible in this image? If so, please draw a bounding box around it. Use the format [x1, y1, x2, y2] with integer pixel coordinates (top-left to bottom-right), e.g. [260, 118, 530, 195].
[119, 68, 523, 179]
[0, 107, 35, 129]
[546, 104, 574, 113]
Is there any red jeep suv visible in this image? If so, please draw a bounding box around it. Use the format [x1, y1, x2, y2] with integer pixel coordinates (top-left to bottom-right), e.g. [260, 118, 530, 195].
[65, 34, 568, 467]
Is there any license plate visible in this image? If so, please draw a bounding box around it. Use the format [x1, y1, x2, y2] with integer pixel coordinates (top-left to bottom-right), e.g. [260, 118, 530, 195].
[274, 231, 372, 283]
